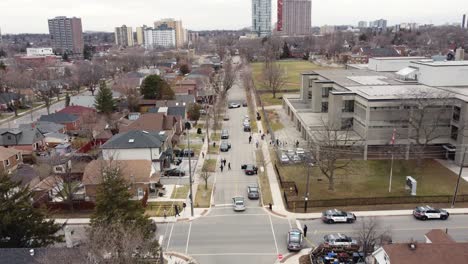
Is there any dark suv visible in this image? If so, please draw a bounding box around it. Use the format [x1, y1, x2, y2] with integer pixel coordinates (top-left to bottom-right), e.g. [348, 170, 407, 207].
[241, 164, 258, 175]
[413, 205, 449, 220]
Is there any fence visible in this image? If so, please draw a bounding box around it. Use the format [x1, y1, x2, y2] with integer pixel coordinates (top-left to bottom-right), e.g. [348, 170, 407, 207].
[35, 201, 96, 211]
[284, 194, 468, 209]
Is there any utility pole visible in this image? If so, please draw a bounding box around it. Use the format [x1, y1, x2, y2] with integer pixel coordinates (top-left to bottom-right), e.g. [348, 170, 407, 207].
[304, 156, 313, 213]
[452, 147, 466, 208]
[186, 122, 195, 217]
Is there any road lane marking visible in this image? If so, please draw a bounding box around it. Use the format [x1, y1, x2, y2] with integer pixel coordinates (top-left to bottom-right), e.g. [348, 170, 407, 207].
[166, 223, 175, 251]
[190, 253, 278, 256]
[268, 213, 279, 254]
[312, 226, 468, 234]
[185, 222, 192, 255]
[204, 213, 268, 218]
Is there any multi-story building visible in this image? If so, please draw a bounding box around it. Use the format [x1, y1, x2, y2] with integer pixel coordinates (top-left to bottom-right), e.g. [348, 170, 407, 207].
[154, 19, 185, 48]
[252, 0, 271, 37]
[358, 21, 368, 28]
[320, 25, 336, 35]
[26, 48, 54, 57]
[369, 19, 388, 31]
[115, 25, 134, 47]
[144, 26, 176, 49]
[283, 56, 468, 166]
[135, 26, 147, 45]
[48, 16, 84, 54]
[279, 0, 311, 36]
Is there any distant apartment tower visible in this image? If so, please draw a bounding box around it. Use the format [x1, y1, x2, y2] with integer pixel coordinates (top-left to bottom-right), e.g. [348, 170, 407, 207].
[48, 16, 84, 54]
[154, 19, 185, 48]
[358, 21, 368, 28]
[135, 26, 147, 45]
[369, 19, 387, 31]
[144, 25, 176, 49]
[279, 0, 311, 36]
[115, 25, 134, 47]
[252, 0, 271, 37]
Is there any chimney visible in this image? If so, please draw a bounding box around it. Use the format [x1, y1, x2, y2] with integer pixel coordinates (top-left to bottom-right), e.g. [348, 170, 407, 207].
[463, 14, 467, 29]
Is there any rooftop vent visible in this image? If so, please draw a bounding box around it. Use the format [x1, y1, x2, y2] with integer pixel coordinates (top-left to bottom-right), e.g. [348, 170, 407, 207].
[128, 139, 135, 143]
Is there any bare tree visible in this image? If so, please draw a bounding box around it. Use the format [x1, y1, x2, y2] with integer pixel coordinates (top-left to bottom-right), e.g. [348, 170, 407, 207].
[200, 167, 211, 190]
[309, 120, 361, 191]
[221, 59, 238, 98]
[34, 81, 61, 115]
[261, 61, 286, 99]
[354, 217, 392, 262]
[113, 76, 140, 112]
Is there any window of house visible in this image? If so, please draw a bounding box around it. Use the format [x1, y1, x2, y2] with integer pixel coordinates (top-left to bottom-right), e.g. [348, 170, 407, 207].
[321, 87, 331, 98]
[342, 100, 355, 113]
[5, 160, 10, 166]
[453, 106, 461, 122]
[15, 154, 20, 160]
[321, 102, 328, 113]
[7, 135, 11, 140]
[308, 91, 312, 99]
[451, 125, 459, 141]
[341, 118, 354, 129]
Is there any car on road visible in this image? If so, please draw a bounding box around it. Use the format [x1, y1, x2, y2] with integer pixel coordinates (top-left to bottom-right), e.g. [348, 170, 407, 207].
[223, 114, 230, 121]
[322, 209, 356, 224]
[228, 103, 241, 109]
[243, 123, 251, 132]
[221, 129, 229, 139]
[241, 164, 258, 175]
[182, 149, 195, 157]
[287, 229, 303, 252]
[164, 168, 186, 177]
[247, 184, 260, 199]
[413, 205, 449, 220]
[220, 141, 231, 152]
[323, 233, 358, 247]
[296, 148, 305, 155]
[232, 196, 246, 211]
[280, 154, 290, 163]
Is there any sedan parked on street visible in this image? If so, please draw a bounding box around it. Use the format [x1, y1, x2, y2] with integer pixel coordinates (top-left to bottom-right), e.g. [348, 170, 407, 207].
[322, 209, 356, 224]
[241, 164, 258, 175]
[247, 184, 260, 200]
[228, 103, 241, 109]
[323, 233, 358, 248]
[221, 129, 229, 139]
[232, 196, 246, 211]
[164, 168, 186, 177]
[220, 141, 231, 152]
[413, 205, 449, 220]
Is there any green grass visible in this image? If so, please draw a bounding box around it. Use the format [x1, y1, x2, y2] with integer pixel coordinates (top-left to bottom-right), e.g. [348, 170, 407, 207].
[260, 93, 284, 106]
[210, 132, 221, 141]
[145, 201, 184, 217]
[265, 110, 284, 132]
[171, 185, 190, 199]
[274, 153, 468, 200]
[252, 60, 328, 90]
[256, 150, 273, 205]
[203, 159, 217, 172]
[195, 184, 212, 208]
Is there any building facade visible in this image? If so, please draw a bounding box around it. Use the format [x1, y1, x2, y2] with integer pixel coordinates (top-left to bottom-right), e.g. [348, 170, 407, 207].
[144, 27, 176, 49]
[358, 21, 368, 28]
[115, 25, 134, 47]
[154, 19, 185, 48]
[135, 26, 147, 45]
[280, 0, 311, 36]
[26, 48, 54, 57]
[48, 16, 84, 54]
[252, 0, 272, 37]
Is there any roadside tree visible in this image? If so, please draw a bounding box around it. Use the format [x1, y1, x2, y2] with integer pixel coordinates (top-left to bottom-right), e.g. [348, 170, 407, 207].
[261, 60, 286, 99]
[140, 74, 174, 100]
[354, 217, 392, 261]
[94, 81, 116, 115]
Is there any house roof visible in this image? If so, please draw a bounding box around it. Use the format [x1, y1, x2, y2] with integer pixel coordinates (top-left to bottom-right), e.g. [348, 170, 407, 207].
[155, 100, 189, 107]
[175, 94, 196, 103]
[101, 130, 167, 149]
[425, 229, 455, 244]
[44, 132, 69, 140]
[382, 243, 468, 264]
[39, 112, 79, 124]
[119, 113, 176, 133]
[58, 105, 95, 116]
[148, 106, 186, 118]
[0, 146, 20, 160]
[20, 121, 65, 134]
[82, 159, 159, 185]
[11, 164, 40, 188]
[0, 127, 44, 146]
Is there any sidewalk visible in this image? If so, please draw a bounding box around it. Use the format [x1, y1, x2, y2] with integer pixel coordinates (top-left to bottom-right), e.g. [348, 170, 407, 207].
[436, 159, 468, 182]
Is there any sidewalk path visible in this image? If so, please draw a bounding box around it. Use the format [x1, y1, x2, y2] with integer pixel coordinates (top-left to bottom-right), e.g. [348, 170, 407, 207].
[436, 159, 468, 182]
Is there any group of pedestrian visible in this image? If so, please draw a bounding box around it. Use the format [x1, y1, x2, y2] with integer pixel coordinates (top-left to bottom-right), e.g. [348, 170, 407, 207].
[219, 158, 231, 172]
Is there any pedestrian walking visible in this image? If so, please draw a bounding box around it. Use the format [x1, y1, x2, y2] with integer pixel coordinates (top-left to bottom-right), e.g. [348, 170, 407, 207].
[163, 209, 167, 220]
[202, 137, 205, 143]
[175, 205, 180, 217]
[224, 159, 227, 166]
[255, 140, 259, 149]
[303, 224, 308, 237]
[228, 162, 231, 170]
[276, 139, 279, 146]
[296, 140, 299, 148]
[249, 135, 252, 144]
[202, 152, 205, 158]
[220, 164, 224, 172]
[213, 142, 216, 147]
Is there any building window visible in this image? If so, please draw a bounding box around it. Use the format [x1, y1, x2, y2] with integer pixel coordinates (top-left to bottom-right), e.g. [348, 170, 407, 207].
[321, 102, 328, 113]
[341, 118, 354, 129]
[342, 100, 355, 113]
[451, 125, 459, 141]
[7, 135, 11, 140]
[15, 154, 20, 160]
[5, 160, 10, 166]
[321, 87, 331, 98]
[453, 106, 460, 122]
[308, 91, 312, 99]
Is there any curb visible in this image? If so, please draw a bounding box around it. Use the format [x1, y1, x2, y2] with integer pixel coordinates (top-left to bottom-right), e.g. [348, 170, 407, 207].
[165, 251, 199, 264]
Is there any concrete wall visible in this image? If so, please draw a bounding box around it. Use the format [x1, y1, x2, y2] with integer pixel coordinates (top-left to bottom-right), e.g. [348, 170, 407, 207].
[368, 57, 425, 72]
[416, 64, 468, 86]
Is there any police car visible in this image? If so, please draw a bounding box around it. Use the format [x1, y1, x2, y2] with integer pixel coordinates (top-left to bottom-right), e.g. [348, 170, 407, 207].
[322, 209, 356, 224]
[413, 205, 449, 220]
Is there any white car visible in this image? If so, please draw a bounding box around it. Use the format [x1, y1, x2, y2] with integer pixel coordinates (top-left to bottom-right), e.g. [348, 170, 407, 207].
[281, 154, 290, 162]
[291, 155, 301, 162]
[229, 103, 241, 109]
[295, 148, 305, 155]
[232, 196, 246, 211]
[287, 149, 295, 156]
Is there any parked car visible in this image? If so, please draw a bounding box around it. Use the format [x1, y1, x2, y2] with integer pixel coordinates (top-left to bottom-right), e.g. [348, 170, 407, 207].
[220, 141, 231, 152]
[291, 155, 301, 162]
[323, 233, 358, 247]
[221, 129, 229, 139]
[200, 109, 207, 115]
[413, 205, 449, 220]
[322, 209, 356, 224]
[242, 101, 248, 107]
[173, 149, 182, 157]
[241, 164, 258, 175]
[287, 229, 303, 252]
[296, 148, 305, 155]
[232, 196, 246, 211]
[164, 168, 186, 177]
[243, 124, 251, 132]
[286, 149, 295, 157]
[247, 184, 259, 199]
[173, 158, 182, 165]
[280, 154, 290, 163]
[182, 149, 195, 157]
[228, 103, 241, 109]
[223, 115, 230, 121]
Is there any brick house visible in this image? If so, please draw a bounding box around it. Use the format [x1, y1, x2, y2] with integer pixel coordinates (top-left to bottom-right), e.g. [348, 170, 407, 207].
[0, 146, 23, 173]
[39, 112, 80, 131]
[0, 127, 45, 153]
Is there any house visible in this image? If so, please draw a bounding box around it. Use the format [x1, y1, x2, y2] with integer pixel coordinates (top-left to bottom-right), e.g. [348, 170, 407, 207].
[0, 146, 23, 173]
[39, 112, 80, 131]
[82, 159, 161, 201]
[173, 79, 198, 96]
[11, 164, 41, 188]
[0, 92, 25, 112]
[44, 132, 70, 147]
[101, 130, 167, 162]
[0, 127, 45, 153]
[58, 105, 95, 118]
[373, 229, 468, 264]
[119, 113, 181, 146]
[20, 121, 66, 134]
[148, 106, 186, 119]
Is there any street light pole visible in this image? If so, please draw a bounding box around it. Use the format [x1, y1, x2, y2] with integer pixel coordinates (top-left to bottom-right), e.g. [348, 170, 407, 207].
[452, 147, 466, 208]
[186, 122, 195, 217]
[304, 157, 312, 213]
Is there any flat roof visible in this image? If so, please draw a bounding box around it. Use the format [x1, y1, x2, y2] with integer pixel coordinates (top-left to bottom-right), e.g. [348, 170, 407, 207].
[412, 60, 468, 67]
[346, 84, 447, 100]
[369, 56, 427, 60]
[314, 69, 401, 87]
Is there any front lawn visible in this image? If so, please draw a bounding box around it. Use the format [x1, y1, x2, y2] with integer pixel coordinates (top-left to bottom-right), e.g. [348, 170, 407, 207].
[275, 155, 468, 200]
[202, 159, 217, 172]
[256, 150, 273, 205]
[265, 109, 284, 132]
[195, 184, 212, 208]
[260, 93, 284, 106]
[171, 185, 190, 199]
[145, 201, 184, 217]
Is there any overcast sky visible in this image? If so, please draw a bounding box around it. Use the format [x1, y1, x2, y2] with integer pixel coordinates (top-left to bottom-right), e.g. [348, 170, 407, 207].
[0, 0, 466, 34]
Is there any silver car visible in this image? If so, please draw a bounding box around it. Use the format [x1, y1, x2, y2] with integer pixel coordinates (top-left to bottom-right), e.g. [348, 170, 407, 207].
[232, 196, 246, 211]
[247, 184, 259, 200]
[287, 229, 303, 251]
[323, 233, 358, 248]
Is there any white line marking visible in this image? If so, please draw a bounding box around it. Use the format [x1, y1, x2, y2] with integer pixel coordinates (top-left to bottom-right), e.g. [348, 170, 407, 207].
[268, 213, 279, 254]
[185, 222, 192, 255]
[190, 253, 277, 256]
[166, 223, 175, 251]
[158, 235, 164, 246]
[204, 213, 267, 217]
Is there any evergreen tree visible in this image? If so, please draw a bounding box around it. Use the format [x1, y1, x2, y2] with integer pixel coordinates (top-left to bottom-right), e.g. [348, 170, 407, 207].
[140, 74, 175, 100]
[188, 103, 201, 122]
[0, 174, 63, 247]
[94, 81, 115, 114]
[90, 165, 154, 236]
[65, 92, 70, 107]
